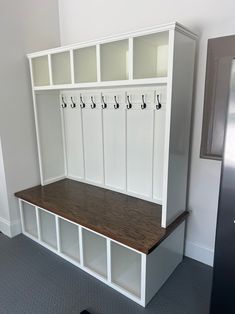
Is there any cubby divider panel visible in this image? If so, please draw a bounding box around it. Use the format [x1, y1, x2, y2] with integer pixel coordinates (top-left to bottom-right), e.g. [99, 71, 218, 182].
[32, 56, 50, 87]
[101, 40, 129, 81]
[74, 46, 97, 83]
[111, 242, 142, 298]
[83, 229, 107, 278]
[59, 218, 80, 262]
[133, 32, 169, 79]
[21, 201, 38, 238]
[39, 209, 57, 250]
[51, 52, 71, 85]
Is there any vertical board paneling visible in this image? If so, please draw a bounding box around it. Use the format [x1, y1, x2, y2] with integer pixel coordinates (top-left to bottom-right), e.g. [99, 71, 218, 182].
[38, 87, 166, 204]
[153, 105, 166, 202]
[63, 106, 84, 179]
[103, 108, 126, 190]
[127, 109, 154, 198]
[83, 108, 103, 184]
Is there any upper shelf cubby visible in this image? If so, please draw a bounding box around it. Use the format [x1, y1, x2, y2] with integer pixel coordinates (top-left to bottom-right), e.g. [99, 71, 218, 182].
[74, 46, 97, 83]
[28, 22, 197, 89]
[51, 51, 71, 85]
[133, 32, 169, 79]
[31, 55, 50, 86]
[100, 39, 129, 81]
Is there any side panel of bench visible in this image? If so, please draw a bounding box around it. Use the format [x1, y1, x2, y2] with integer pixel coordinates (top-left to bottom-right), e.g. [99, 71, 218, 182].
[145, 222, 185, 305]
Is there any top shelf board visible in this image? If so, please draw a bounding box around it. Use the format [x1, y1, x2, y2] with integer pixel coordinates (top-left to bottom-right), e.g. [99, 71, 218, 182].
[29, 22, 197, 90]
[15, 179, 188, 254]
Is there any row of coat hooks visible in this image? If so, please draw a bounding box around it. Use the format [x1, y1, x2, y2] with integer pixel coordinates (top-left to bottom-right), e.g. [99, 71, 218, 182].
[61, 94, 161, 110]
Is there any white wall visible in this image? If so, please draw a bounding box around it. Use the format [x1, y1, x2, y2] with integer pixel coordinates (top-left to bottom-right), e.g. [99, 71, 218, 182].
[58, 0, 235, 266]
[0, 137, 10, 234]
[186, 21, 235, 266]
[0, 0, 60, 236]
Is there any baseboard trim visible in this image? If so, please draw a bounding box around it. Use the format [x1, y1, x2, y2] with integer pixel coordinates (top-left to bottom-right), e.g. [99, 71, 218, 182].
[0, 217, 21, 238]
[185, 240, 214, 267]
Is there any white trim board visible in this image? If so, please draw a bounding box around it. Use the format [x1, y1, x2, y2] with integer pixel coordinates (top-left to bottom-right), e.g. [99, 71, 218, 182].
[184, 240, 214, 267]
[27, 22, 197, 58]
[0, 217, 21, 238]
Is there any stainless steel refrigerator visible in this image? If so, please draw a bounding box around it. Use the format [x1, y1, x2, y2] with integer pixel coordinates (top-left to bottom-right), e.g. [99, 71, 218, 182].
[210, 59, 235, 313]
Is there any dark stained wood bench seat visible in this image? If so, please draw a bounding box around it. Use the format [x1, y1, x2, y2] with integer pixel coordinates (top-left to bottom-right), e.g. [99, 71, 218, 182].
[15, 179, 188, 254]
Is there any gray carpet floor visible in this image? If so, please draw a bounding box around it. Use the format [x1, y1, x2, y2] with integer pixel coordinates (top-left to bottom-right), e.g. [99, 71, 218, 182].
[0, 233, 212, 314]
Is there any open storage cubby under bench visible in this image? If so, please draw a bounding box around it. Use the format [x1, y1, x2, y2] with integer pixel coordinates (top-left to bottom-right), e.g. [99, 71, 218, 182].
[15, 179, 188, 306]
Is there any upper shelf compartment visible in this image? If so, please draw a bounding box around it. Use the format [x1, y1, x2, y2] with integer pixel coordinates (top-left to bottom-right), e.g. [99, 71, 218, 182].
[74, 46, 97, 83]
[100, 39, 129, 81]
[133, 32, 169, 79]
[51, 51, 71, 85]
[32, 56, 50, 86]
[29, 23, 197, 89]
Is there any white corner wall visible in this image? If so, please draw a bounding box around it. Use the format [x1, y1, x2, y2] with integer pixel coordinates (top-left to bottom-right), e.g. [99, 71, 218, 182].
[0, 0, 60, 237]
[58, 0, 235, 266]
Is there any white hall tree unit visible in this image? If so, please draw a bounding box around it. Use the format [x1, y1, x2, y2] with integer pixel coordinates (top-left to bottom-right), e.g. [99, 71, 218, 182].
[30, 22, 196, 228]
[18, 22, 197, 307]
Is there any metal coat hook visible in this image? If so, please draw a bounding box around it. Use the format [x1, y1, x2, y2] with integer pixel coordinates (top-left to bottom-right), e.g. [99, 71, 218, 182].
[101, 95, 107, 109]
[156, 94, 162, 110]
[80, 96, 85, 109]
[91, 96, 96, 109]
[70, 97, 76, 108]
[114, 96, 119, 109]
[126, 95, 132, 109]
[61, 96, 67, 108]
[141, 95, 147, 110]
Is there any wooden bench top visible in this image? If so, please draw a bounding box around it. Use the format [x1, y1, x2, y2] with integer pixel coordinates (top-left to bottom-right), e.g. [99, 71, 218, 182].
[15, 179, 188, 254]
